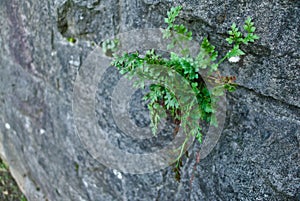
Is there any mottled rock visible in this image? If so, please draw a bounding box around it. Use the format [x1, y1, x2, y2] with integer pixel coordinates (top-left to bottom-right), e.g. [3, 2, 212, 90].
[0, 0, 299, 201]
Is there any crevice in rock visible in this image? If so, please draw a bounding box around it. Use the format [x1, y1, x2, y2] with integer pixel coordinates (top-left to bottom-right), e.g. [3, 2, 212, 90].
[57, 0, 121, 43]
[237, 84, 300, 110]
[261, 172, 296, 200]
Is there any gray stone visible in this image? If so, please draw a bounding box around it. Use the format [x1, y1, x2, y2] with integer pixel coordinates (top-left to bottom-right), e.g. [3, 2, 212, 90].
[0, 0, 299, 201]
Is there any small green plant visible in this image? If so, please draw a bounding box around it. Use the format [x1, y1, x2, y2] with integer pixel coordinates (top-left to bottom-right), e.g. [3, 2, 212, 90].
[67, 37, 76, 43]
[106, 6, 259, 181]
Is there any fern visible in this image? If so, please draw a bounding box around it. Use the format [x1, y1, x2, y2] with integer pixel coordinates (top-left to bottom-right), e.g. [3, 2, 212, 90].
[105, 6, 259, 181]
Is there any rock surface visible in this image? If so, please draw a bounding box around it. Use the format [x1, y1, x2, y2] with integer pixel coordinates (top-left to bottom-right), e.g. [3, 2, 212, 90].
[0, 0, 299, 200]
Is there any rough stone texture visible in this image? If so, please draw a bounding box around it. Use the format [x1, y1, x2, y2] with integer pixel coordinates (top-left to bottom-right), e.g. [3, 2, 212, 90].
[0, 0, 299, 201]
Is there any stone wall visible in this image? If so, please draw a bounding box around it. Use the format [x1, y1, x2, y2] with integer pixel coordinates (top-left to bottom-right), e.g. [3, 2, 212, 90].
[0, 0, 299, 200]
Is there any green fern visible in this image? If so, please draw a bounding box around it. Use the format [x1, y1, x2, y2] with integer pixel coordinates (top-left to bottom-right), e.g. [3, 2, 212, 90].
[107, 6, 259, 181]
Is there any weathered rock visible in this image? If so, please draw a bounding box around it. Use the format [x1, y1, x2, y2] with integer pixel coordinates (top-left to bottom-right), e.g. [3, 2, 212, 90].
[0, 0, 299, 201]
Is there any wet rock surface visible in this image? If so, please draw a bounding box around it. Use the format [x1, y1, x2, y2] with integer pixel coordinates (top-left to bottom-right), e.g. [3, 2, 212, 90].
[0, 0, 299, 200]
